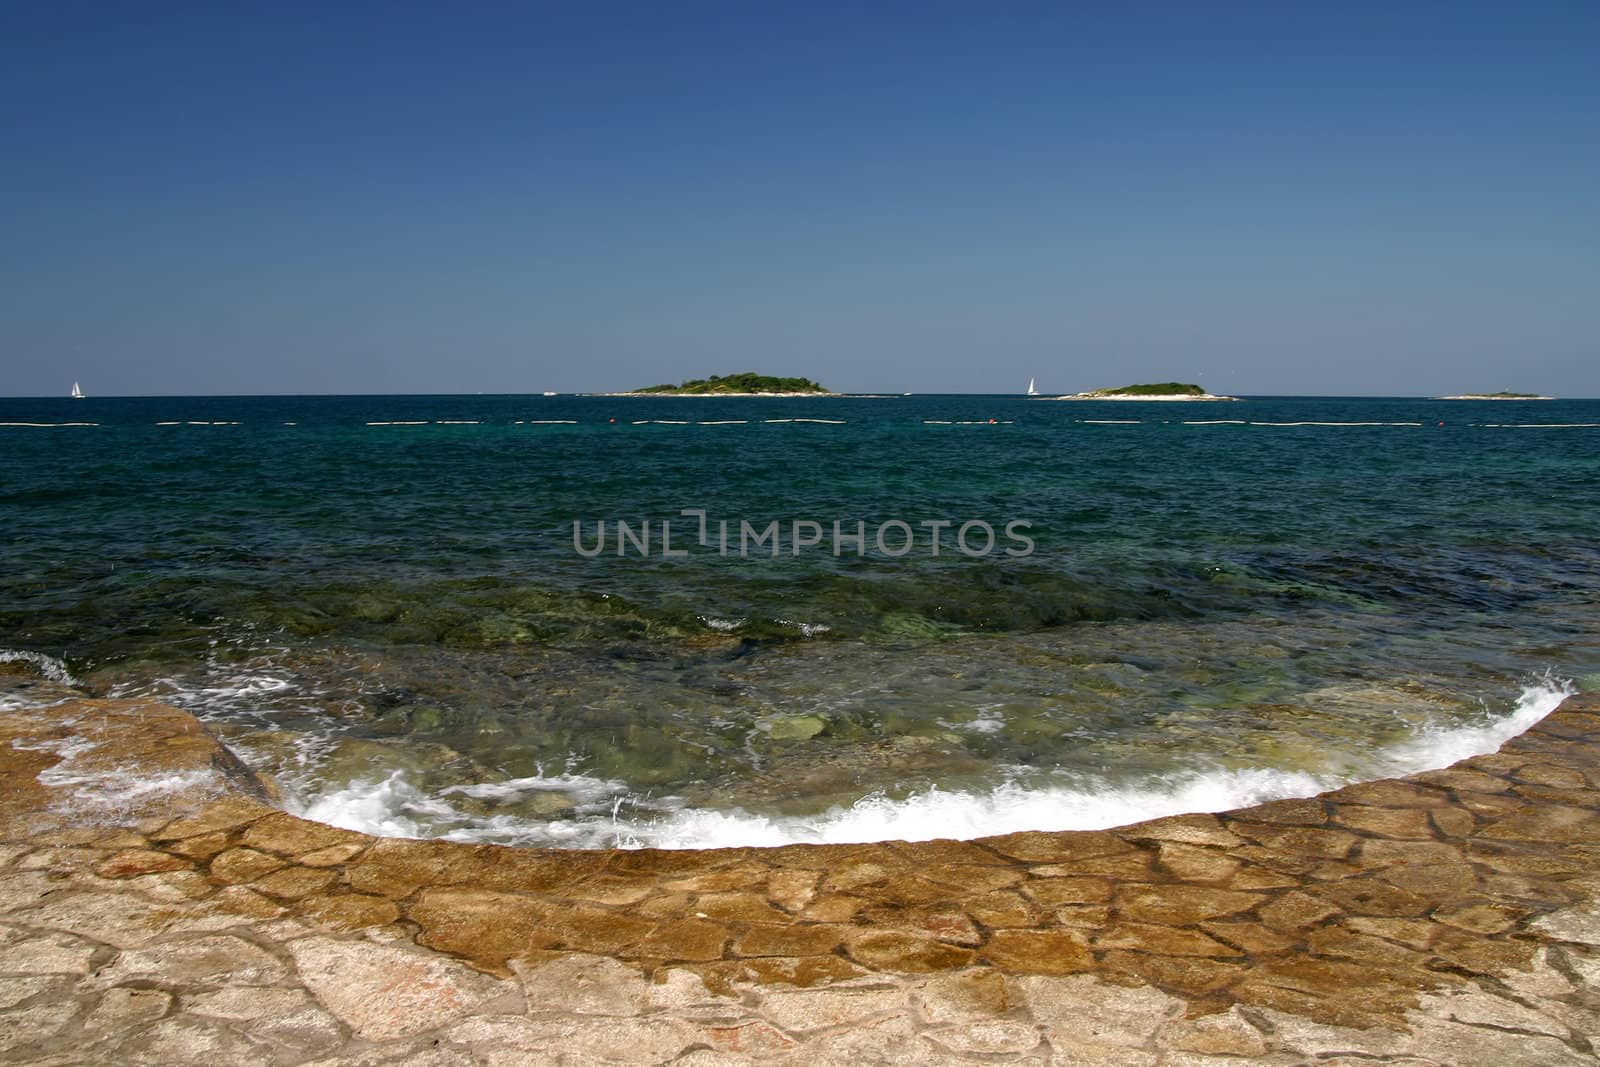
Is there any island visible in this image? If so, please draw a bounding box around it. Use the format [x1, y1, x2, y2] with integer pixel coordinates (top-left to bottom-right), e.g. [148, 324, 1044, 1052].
[1045, 382, 1242, 402]
[1433, 391, 1556, 401]
[609, 372, 837, 397]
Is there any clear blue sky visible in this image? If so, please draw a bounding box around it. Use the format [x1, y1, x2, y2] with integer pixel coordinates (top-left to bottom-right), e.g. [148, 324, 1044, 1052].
[2, 2, 1596, 396]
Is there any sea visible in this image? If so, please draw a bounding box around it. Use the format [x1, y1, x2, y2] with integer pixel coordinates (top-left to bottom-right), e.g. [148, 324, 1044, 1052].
[2, 393, 1596, 849]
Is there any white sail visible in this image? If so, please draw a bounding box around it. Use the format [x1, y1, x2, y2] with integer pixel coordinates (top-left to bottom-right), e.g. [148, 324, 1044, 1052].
[70, 381, 83, 399]
[1027, 378, 1038, 396]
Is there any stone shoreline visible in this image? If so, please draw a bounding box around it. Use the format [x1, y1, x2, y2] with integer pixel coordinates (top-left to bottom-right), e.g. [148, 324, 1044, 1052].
[2, 695, 1598, 1064]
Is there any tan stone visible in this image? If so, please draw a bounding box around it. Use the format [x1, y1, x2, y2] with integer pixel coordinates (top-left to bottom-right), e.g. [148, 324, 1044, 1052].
[1430, 807, 1477, 839]
[0, 931, 98, 975]
[733, 923, 847, 957]
[1023, 877, 1111, 905]
[1197, 921, 1301, 955]
[912, 968, 1014, 1023]
[82, 986, 173, 1033]
[288, 935, 509, 1041]
[1342, 916, 1438, 949]
[766, 868, 818, 912]
[0, 975, 64, 1011]
[982, 929, 1094, 974]
[1481, 804, 1600, 844]
[1334, 780, 1450, 809]
[1229, 822, 1358, 859]
[1513, 761, 1587, 787]
[1092, 923, 1241, 957]
[918, 863, 1025, 892]
[1305, 926, 1430, 966]
[1379, 861, 1477, 897]
[152, 796, 272, 841]
[760, 985, 907, 1031]
[251, 865, 338, 900]
[298, 843, 366, 867]
[89, 934, 288, 988]
[632, 918, 727, 961]
[299, 893, 402, 932]
[1051, 903, 1113, 929]
[1155, 842, 1242, 883]
[95, 849, 191, 878]
[1356, 838, 1463, 868]
[1330, 805, 1437, 839]
[1230, 797, 1326, 826]
[965, 890, 1046, 928]
[984, 830, 1137, 864]
[924, 1018, 1041, 1055]
[1124, 813, 1246, 847]
[1157, 1005, 1269, 1056]
[239, 812, 368, 857]
[1113, 885, 1261, 924]
[1257, 890, 1342, 931]
[798, 894, 862, 922]
[167, 830, 232, 861]
[210, 847, 286, 885]
[560, 876, 653, 906]
[1101, 951, 1247, 996]
[1307, 878, 1432, 918]
[696, 1021, 796, 1055]
[509, 953, 646, 1016]
[410, 887, 556, 969]
[693, 891, 788, 923]
[818, 859, 891, 892]
[1020, 972, 1182, 1045]
[846, 930, 975, 972]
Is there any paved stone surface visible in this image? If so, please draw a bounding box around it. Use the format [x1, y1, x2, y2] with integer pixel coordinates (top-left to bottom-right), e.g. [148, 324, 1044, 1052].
[0, 695, 1598, 1063]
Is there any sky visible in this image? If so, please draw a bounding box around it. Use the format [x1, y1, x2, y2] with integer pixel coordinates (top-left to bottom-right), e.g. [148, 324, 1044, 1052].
[2, 2, 1597, 397]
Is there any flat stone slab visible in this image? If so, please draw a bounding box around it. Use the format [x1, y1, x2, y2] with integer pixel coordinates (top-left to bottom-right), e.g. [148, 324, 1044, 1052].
[1, 695, 1598, 1062]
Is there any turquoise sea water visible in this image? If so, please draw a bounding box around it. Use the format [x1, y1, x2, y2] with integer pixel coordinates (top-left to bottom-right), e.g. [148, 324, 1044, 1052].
[2, 394, 1596, 847]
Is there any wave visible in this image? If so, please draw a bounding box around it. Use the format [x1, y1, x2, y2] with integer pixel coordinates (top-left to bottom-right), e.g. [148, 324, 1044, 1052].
[283, 677, 1574, 851]
[0, 649, 80, 685]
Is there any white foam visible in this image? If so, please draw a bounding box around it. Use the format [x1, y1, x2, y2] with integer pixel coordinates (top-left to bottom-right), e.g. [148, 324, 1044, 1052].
[0, 422, 98, 428]
[0, 649, 79, 685]
[13, 732, 224, 823]
[700, 616, 745, 632]
[279, 677, 1577, 851]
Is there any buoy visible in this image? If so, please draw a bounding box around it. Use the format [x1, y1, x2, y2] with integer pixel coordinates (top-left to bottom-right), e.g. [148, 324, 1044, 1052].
[609, 418, 616, 423]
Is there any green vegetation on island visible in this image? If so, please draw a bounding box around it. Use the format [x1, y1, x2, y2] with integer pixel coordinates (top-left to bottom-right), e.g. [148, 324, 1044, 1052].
[1095, 382, 1206, 396]
[634, 372, 831, 395]
[1434, 391, 1555, 400]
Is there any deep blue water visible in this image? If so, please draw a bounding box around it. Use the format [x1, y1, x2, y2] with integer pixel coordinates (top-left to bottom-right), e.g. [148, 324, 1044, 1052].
[2, 394, 1597, 846]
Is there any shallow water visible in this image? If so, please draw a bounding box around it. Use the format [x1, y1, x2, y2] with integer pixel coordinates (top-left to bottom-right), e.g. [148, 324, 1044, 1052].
[2, 394, 1597, 846]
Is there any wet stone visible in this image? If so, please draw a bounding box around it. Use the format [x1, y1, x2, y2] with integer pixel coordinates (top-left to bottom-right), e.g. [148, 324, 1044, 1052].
[96, 849, 191, 879]
[1092, 923, 1242, 958]
[631, 918, 727, 962]
[845, 931, 976, 972]
[1330, 805, 1437, 840]
[982, 930, 1095, 974]
[1113, 885, 1262, 925]
[732, 922, 847, 958]
[209, 848, 286, 885]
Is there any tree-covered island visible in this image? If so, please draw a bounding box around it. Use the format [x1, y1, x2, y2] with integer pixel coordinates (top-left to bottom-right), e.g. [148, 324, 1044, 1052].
[621, 372, 835, 396]
[1048, 382, 1242, 401]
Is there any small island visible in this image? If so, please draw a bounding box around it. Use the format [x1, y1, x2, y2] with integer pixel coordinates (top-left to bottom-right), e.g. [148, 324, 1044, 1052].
[611, 372, 837, 397]
[1434, 391, 1556, 401]
[1046, 382, 1242, 402]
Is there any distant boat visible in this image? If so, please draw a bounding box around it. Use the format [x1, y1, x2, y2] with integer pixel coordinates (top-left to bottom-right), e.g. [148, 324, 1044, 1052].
[543, 391, 558, 397]
[70, 382, 84, 399]
[1027, 378, 1038, 396]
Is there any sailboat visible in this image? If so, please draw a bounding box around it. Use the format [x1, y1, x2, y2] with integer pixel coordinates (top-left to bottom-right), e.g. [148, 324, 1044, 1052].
[1026, 378, 1038, 397]
[70, 381, 84, 399]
